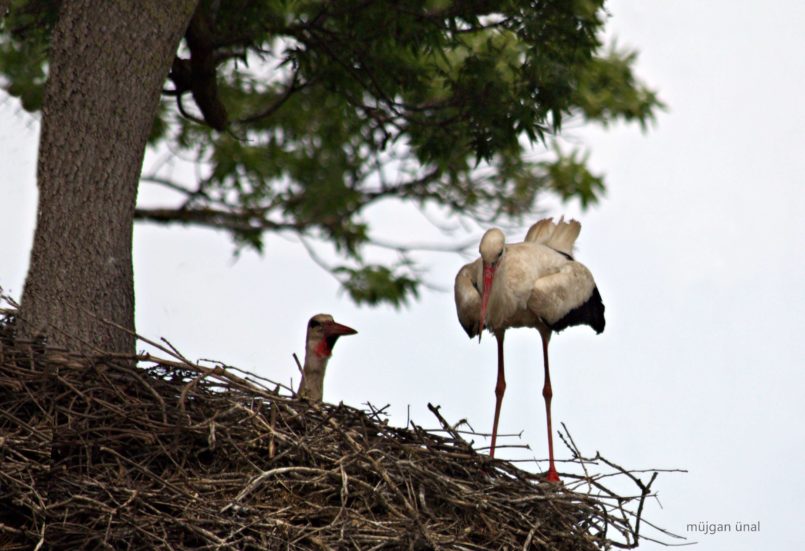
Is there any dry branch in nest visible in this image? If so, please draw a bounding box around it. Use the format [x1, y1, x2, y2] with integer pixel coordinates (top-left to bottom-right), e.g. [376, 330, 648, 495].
[0, 297, 682, 550]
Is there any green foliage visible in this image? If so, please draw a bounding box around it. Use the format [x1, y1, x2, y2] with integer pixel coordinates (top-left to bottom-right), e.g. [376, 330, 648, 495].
[573, 44, 665, 129]
[0, 1, 52, 111]
[541, 143, 606, 208]
[1, 0, 662, 306]
[335, 264, 420, 308]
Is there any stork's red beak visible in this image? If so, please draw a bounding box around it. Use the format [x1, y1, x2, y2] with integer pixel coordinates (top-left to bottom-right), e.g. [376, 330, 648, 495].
[478, 262, 496, 342]
[315, 320, 358, 358]
[323, 320, 358, 337]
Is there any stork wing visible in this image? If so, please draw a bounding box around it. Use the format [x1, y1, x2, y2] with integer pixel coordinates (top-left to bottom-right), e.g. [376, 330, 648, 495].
[454, 258, 482, 338]
[528, 260, 605, 334]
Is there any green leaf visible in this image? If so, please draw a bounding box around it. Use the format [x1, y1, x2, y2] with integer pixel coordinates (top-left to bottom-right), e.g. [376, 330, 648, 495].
[334, 265, 420, 308]
[541, 143, 606, 208]
[4, 0, 662, 307]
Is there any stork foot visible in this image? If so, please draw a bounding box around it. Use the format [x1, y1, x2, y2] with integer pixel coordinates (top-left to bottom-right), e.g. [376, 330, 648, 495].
[544, 467, 561, 484]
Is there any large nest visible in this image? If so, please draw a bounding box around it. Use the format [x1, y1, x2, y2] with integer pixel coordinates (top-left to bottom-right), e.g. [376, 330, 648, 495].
[0, 301, 674, 550]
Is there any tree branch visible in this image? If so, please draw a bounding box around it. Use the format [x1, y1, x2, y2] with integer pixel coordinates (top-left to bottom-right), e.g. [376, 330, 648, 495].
[237, 70, 310, 124]
[175, 92, 208, 127]
[134, 207, 301, 233]
[368, 236, 475, 254]
[140, 175, 202, 198]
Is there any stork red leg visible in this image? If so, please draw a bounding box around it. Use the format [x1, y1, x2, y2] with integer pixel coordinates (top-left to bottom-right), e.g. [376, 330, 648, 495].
[541, 333, 560, 482]
[489, 332, 506, 458]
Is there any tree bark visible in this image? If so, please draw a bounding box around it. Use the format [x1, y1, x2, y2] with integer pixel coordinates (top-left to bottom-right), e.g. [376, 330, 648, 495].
[18, 0, 199, 354]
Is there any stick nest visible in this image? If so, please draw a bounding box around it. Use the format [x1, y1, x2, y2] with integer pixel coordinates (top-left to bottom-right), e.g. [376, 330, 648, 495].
[0, 307, 668, 550]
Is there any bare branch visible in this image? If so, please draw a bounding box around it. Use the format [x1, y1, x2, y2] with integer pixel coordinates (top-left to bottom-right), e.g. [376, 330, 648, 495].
[368, 236, 476, 254]
[175, 92, 208, 127]
[0, 296, 684, 549]
[140, 175, 200, 198]
[134, 206, 300, 233]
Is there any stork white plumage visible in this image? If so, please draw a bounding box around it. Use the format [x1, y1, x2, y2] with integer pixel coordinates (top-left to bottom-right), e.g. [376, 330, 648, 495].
[454, 217, 605, 482]
[297, 314, 357, 402]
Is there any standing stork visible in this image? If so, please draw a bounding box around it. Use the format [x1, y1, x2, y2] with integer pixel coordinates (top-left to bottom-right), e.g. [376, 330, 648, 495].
[454, 217, 604, 482]
[297, 314, 358, 402]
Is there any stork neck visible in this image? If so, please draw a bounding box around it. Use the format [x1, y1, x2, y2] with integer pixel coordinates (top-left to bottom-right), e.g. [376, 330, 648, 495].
[298, 352, 329, 401]
[314, 337, 332, 358]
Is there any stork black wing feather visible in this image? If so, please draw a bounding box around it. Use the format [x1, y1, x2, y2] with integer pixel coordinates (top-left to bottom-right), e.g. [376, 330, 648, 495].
[550, 286, 605, 334]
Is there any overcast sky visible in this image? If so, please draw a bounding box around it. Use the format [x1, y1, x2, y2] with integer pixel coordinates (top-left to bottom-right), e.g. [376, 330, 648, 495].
[2, 1, 804, 549]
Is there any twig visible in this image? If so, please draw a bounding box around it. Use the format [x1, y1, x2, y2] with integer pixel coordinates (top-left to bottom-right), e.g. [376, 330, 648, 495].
[0, 305, 683, 549]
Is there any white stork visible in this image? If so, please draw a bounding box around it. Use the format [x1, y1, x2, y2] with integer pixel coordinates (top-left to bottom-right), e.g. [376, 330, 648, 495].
[454, 217, 605, 482]
[297, 314, 357, 402]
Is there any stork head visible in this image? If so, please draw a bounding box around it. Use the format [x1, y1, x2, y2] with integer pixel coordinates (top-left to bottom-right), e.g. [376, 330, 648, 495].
[479, 228, 506, 264]
[306, 313, 358, 359]
[477, 228, 506, 341]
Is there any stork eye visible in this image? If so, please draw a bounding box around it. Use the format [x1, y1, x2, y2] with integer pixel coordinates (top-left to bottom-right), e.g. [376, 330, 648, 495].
[308, 319, 321, 329]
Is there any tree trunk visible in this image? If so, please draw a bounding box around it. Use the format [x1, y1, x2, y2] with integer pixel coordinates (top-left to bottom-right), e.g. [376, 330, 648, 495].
[19, 0, 198, 354]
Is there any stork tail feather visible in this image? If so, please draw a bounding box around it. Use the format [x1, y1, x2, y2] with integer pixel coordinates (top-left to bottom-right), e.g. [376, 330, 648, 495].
[524, 216, 581, 257]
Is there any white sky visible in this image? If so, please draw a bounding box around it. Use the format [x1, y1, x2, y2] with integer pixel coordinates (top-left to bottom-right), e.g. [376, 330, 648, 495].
[2, 1, 804, 549]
